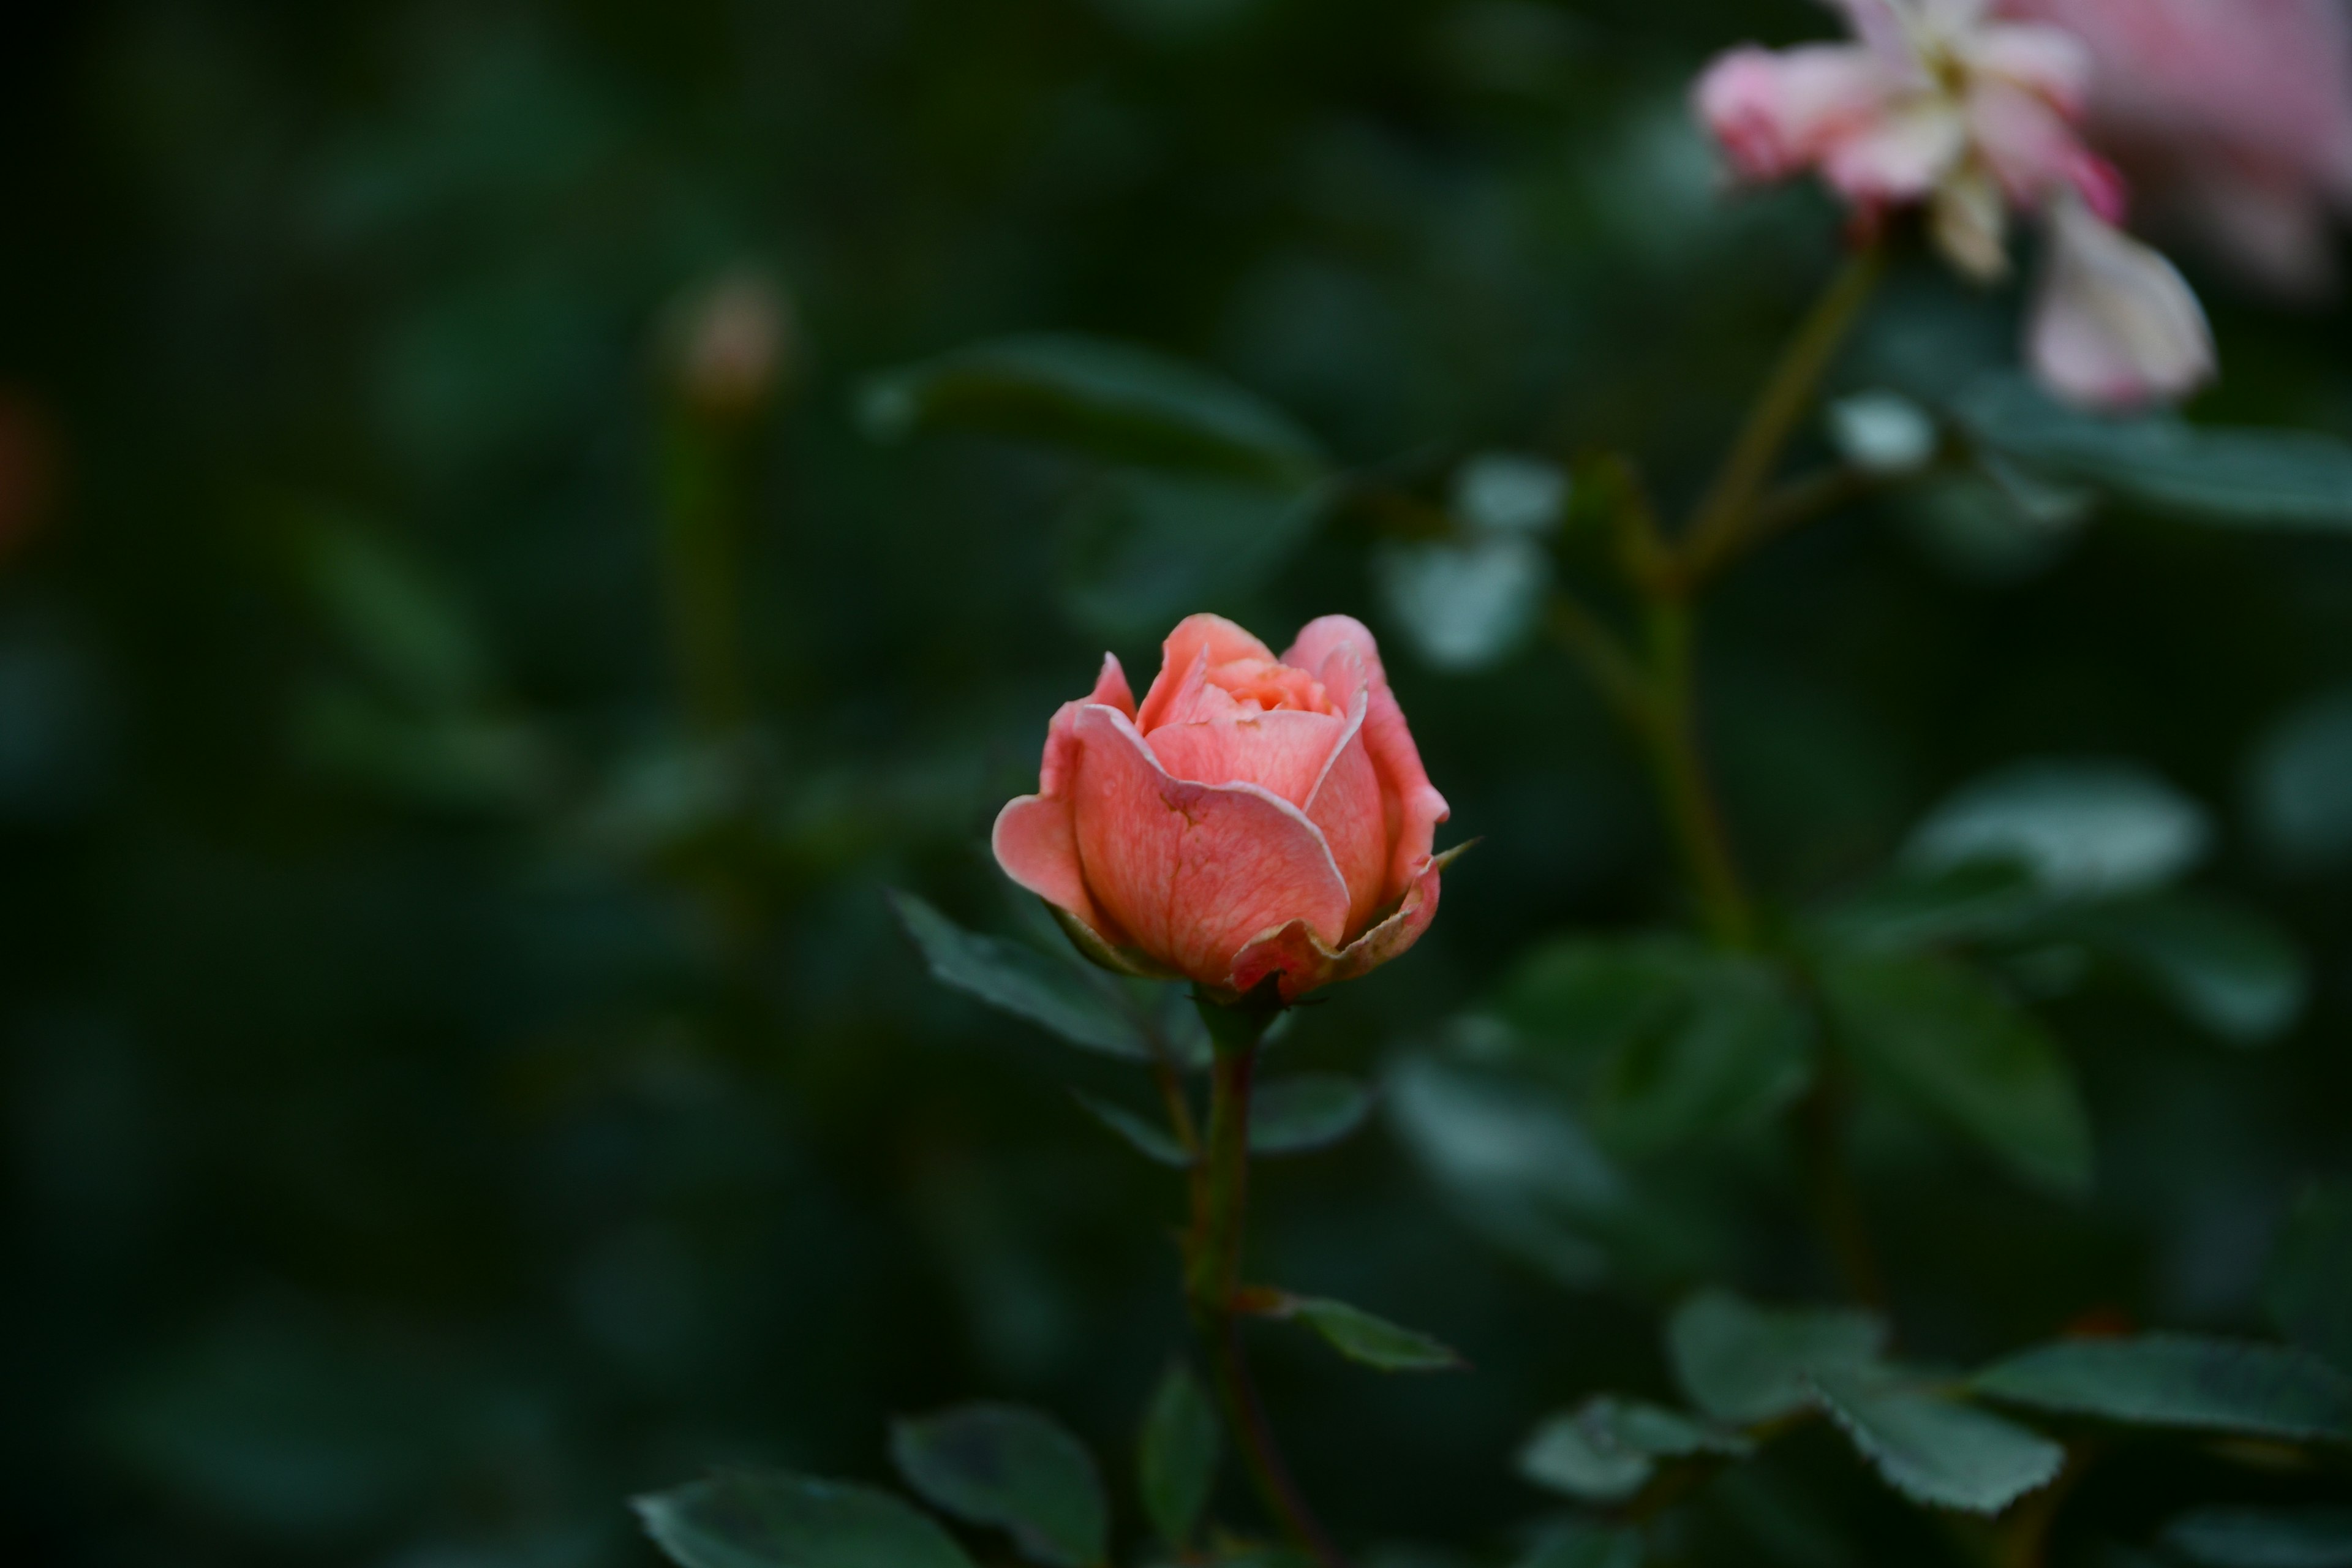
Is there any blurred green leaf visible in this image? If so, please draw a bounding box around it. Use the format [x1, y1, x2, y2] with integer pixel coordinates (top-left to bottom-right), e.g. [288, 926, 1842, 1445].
[1820, 951, 2093, 1197]
[890, 1404, 1109, 1568]
[298, 519, 489, 712]
[1504, 937, 1814, 1152]
[1250, 1072, 1374, 1156]
[1071, 1091, 1192, 1167]
[1956, 375, 2352, 530]
[1807, 1368, 2064, 1515]
[1666, 1289, 1888, 1425]
[889, 891, 1150, 1060]
[1518, 1395, 1749, 1504]
[1273, 1294, 1466, 1373]
[1809, 858, 2051, 953]
[2162, 1506, 2352, 1567]
[1137, 1363, 1217, 1551]
[2247, 685, 2352, 874]
[1510, 1522, 1645, 1568]
[634, 1471, 976, 1568]
[99, 1320, 459, 1541]
[1974, 1336, 2352, 1443]
[2059, 894, 2307, 1045]
[1905, 759, 2209, 899]
[1057, 470, 1324, 638]
[293, 680, 548, 813]
[2266, 1181, 2352, 1376]
[859, 334, 1325, 486]
[1382, 1054, 1654, 1291]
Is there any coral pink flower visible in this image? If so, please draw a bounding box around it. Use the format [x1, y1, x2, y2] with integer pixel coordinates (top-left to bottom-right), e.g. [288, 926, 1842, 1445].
[2000, 0, 2352, 295]
[1694, 0, 2214, 407]
[993, 613, 1452, 1001]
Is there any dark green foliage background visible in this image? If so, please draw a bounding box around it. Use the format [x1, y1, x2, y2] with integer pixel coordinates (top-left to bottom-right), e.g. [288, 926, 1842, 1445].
[4, 1, 2348, 1565]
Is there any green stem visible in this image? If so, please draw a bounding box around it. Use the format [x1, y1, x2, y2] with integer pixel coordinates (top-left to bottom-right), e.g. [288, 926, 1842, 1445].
[658, 411, 755, 741]
[1796, 1069, 1886, 1309]
[1185, 997, 1351, 1568]
[1678, 241, 1885, 585]
[1638, 597, 1755, 949]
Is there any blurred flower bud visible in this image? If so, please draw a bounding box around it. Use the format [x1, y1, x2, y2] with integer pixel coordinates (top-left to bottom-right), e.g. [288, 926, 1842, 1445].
[0, 387, 58, 567]
[2029, 191, 2216, 409]
[664, 270, 798, 421]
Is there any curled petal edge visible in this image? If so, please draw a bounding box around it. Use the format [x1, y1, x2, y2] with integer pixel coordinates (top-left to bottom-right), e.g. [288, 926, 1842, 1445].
[1227, 840, 1474, 1003]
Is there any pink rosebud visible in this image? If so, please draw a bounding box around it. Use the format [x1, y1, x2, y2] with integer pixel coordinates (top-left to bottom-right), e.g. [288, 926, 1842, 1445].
[2000, 0, 2352, 294]
[993, 613, 1451, 1001]
[2029, 192, 2217, 408]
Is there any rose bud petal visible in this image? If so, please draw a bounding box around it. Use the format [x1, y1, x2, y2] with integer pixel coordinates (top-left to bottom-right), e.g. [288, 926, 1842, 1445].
[992, 613, 1452, 1001]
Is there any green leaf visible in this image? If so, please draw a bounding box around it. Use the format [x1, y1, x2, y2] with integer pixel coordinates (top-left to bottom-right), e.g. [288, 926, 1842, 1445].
[1274, 1294, 1466, 1373]
[1666, 1289, 1888, 1425]
[1137, 1363, 1218, 1551]
[891, 1404, 1109, 1568]
[1504, 937, 1815, 1152]
[2248, 686, 2352, 873]
[1511, 1523, 1645, 1568]
[1057, 470, 1325, 639]
[2060, 894, 2307, 1045]
[1974, 1336, 2352, 1443]
[2162, 1506, 2352, 1568]
[2265, 1181, 2352, 1376]
[1807, 1369, 2064, 1515]
[1810, 858, 2052, 954]
[1250, 1074, 1374, 1156]
[1503, 936, 1691, 1059]
[859, 334, 1325, 488]
[300, 520, 490, 712]
[634, 1471, 976, 1568]
[1071, 1092, 1192, 1167]
[889, 891, 1149, 1060]
[1518, 1395, 1751, 1503]
[1820, 951, 2094, 1197]
[1956, 374, 2352, 530]
[1905, 758, 2209, 899]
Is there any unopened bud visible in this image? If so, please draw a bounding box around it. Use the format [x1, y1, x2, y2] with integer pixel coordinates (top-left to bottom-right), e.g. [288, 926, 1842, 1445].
[665, 270, 798, 421]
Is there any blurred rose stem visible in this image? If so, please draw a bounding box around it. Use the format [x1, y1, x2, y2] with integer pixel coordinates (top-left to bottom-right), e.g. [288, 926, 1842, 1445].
[1183, 990, 1354, 1568]
[658, 410, 755, 739]
[1550, 241, 1891, 1302]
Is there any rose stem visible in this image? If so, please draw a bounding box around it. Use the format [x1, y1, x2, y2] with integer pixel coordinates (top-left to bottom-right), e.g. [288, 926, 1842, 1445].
[1185, 992, 1353, 1568]
[1678, 238, 1886, 582]
[1548, 242, 1893, 1300]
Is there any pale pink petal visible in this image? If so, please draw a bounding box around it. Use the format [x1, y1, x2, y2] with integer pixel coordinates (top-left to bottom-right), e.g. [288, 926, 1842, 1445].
[1146, 708, 1346, 805]
[1969, 22, 2092, 114]
[2002, 0, 2352, 289]
[1230, 852, 1448, 1001]
[1283, 615, 1449, 906]
[1825, 0, 1920, 66]
[1822, 96, 1969, 202]
[2029, 193, 2215, 408]
[1135, 613, 1276, 733]
[1068, 706, 1351, 987]
[1967, 78, 2122, 216]
[1695, 43, 1898, 183]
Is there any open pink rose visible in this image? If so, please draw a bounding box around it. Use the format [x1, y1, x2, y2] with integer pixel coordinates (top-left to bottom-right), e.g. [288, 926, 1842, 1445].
[993, 613, 1452, 1001]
